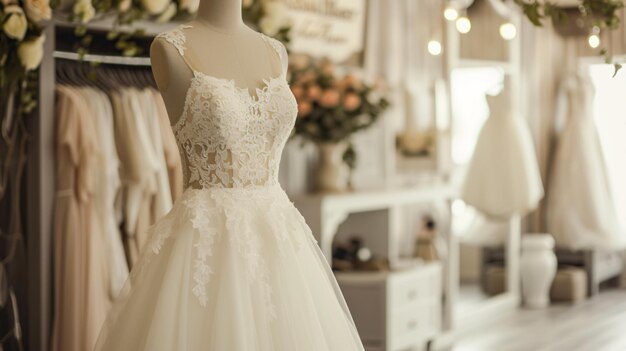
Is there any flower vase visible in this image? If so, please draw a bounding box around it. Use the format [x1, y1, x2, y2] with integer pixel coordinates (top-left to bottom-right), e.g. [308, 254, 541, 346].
[521, 233, 557, 309]
[316, 142, 349, 193]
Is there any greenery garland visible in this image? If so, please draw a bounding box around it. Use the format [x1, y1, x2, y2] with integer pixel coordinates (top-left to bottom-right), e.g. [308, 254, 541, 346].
[510, 0, 625, 74]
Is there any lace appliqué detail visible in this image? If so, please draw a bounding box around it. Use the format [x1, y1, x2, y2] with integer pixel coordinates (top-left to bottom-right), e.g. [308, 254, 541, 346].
[155, 25, 192, 56]
[172, 67, 296, 190]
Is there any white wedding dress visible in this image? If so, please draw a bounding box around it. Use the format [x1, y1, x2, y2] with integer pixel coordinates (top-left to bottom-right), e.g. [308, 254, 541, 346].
[94, 26, 364, 351]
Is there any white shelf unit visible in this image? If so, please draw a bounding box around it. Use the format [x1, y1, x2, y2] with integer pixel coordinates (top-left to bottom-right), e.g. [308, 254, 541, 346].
[292, 185, 456, 350]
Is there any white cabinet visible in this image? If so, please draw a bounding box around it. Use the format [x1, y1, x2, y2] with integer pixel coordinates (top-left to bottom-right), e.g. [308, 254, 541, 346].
[292, 186, 454, 350]
[337, 263, 442, 351]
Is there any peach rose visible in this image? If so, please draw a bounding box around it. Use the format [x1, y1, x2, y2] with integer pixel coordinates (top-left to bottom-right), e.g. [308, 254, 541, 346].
[300, 71, 316, 84]
[290, 54, 310, 70]
[298, 102, 312, 117]
[307, 85, 322, 101]
[291, 85, 304, 100]
[320, 59, 334, 76]
[23, 0, 51, 22]
[319, 89, 340, 108]
[343, 93, 361, 111]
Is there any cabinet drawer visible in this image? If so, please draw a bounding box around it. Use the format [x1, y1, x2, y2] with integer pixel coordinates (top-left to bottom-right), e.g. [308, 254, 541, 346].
[390, 301, 441, 348]
[390, 268, 441, 309]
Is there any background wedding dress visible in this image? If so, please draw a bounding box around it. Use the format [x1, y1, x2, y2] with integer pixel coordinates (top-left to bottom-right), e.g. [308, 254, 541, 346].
[547, 74, 625, 250]
[462, 86, 544, 219]
[94, 26, 364, 351]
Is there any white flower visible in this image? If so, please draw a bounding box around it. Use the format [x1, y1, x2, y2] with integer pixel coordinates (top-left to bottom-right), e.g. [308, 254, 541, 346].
[141, 0, 170, 15]
[179, 0, 198, 13]
[118, 0, 131, 12]
[259, 16, 280, 36]
[263, 1, 288, 20]
[3, 5, 27, 41]
[259, 1, 291, 35]
[156, 2, 177, 22]
[23, 0, 52, 22]
[17, 34, 45, 70]
[73, 0, 96, 23]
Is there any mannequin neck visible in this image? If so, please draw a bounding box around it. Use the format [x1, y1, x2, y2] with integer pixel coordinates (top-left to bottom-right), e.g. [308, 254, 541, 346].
[195, 0, 244, 33]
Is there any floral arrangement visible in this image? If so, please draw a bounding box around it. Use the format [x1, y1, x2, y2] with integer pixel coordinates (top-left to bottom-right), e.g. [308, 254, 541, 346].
[289, 56, 390, 144]
[1, 0, 49, 114]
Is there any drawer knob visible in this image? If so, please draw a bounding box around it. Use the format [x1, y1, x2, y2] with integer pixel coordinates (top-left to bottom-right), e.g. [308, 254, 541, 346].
[407, 290, 418, 300]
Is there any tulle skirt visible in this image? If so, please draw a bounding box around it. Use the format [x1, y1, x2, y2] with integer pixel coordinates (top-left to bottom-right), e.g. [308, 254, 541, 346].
[94, 185, 364, 351]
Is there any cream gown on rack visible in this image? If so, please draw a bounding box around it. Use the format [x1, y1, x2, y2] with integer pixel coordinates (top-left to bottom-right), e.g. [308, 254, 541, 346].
[94, 26, 364, 351]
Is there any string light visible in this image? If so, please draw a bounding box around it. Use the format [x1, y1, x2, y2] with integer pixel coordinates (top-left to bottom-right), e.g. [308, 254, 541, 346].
[588, 34, 600, 48]
[499, 22, 517, 40]
[588, 26, 601, 48]
[456, 16, 471, 34]
[444, 7, 459, 21]
[428, 40, 442, 56]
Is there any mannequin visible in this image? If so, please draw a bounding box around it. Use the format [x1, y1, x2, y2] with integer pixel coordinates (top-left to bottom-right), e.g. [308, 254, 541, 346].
[150, 0, 283, 124]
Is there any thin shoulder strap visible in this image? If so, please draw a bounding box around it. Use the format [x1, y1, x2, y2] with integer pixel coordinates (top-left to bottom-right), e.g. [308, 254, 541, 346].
[155, 25, 197, 72]
[261, 35, 288, 78]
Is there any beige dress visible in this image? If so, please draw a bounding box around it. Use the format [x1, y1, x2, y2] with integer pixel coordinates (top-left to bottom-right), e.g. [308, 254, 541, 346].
[111, 91, 154, 265]
[52, 86, 111, 351]
[81, 88, 129, 297]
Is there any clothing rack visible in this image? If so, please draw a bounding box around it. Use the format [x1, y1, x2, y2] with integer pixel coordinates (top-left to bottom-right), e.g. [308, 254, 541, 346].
[53, 51, 152, 67]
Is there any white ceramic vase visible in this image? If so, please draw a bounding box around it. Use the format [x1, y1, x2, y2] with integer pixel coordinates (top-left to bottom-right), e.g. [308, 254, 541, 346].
[520, 234, 557, 308]
[316, 141, 349, 193]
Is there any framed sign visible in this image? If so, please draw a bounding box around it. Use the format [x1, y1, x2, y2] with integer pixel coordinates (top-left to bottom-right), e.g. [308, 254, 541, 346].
[282, 0, 367, 64]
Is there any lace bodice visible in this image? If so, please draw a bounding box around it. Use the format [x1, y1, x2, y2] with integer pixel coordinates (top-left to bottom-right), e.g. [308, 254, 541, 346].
[155, 26, 297, 189]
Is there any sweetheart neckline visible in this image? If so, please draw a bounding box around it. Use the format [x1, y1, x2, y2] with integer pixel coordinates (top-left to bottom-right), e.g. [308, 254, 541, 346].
[171, 71, 289, 134]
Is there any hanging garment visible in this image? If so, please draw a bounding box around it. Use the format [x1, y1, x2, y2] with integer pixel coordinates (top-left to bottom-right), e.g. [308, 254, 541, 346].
[81, 88, 129, 298]
[547, 75, 626, 250]
[462, 88, 544, 219]
[151, 88, 184, 201]
[111, 90, 159, 266]
[52, 86, 111, 351]
[94, 26, 364, 351]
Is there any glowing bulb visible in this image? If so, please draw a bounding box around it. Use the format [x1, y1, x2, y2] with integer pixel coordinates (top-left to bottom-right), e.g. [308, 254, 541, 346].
[588, 34, 600, 48]
[444, 7, 459, 21]
[499, 22, 517, 40]
[428, 40, 442, 56]
[456, 17, 471, 34]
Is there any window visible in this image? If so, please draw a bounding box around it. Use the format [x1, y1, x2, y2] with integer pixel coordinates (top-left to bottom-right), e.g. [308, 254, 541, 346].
[588, 64, 626, 228]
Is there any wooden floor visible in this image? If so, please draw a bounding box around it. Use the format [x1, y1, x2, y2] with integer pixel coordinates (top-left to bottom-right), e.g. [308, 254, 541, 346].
[440, 289, 626, 351]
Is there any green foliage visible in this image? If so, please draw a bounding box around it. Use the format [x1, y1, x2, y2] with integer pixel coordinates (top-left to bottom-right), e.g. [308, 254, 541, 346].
[510, 0, 623, 29]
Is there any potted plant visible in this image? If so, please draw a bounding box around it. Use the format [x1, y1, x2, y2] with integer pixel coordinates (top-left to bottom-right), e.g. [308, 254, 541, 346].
[288, 56, 390, 192]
